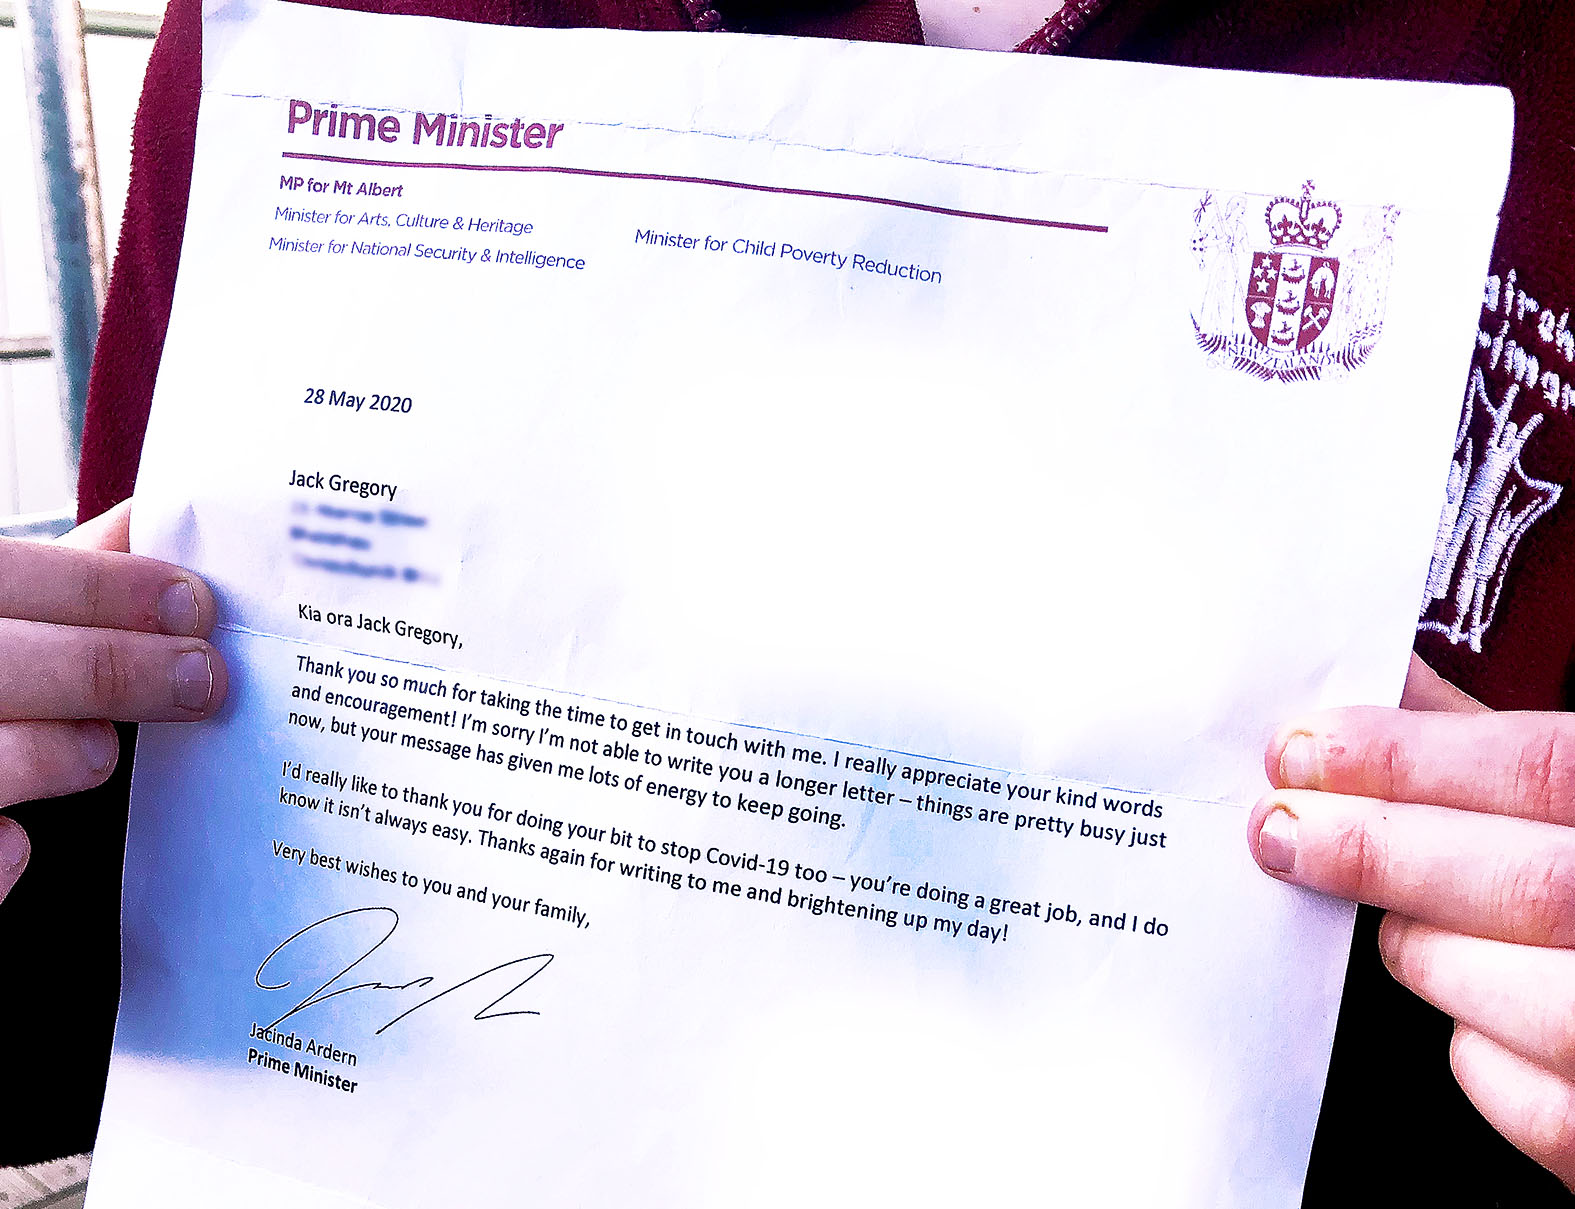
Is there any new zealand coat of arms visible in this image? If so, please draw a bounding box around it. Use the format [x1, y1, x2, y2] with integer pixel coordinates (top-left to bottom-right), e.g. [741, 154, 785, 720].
[1192, 181, 1397, 383]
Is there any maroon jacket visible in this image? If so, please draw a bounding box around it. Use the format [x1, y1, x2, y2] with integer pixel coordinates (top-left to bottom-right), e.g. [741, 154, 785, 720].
[14, 0, 1573, 1203]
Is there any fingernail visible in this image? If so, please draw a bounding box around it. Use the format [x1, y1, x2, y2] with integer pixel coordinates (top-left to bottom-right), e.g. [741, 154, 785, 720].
[1258, 806, 1298, 874]
[172, 650, 215, 713]
[79, 722, 118, 775]
[1279, 731, 1321, 788]
[157, 580, 201, 636]
[0, 818, 29, 879]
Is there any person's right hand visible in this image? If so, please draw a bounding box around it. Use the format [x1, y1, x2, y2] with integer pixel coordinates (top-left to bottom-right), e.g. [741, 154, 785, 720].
[0, 500, 228, 904]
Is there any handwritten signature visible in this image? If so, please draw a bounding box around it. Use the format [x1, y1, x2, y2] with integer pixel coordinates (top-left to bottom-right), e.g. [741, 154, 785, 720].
[255, 906, 553, 1035]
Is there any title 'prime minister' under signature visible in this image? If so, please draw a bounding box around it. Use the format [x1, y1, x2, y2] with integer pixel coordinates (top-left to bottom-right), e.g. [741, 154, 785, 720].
[255, 906, 553, 1034]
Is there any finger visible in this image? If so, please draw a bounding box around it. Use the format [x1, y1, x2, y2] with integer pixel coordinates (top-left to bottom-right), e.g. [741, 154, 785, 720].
[57, 498, 131, 553]
[1249, 789, 1575, 947]
[0, 814, 29, 905]
[1380, 915, 1575, 1081]
[1399, 652, 1487, 714]
[1451, 1026, 1575, 1191]
[0, 619, 227, 722]
[0, 537, 216, 638]
[0, 719, 119, 808]
[1265, 707, 1575, 825]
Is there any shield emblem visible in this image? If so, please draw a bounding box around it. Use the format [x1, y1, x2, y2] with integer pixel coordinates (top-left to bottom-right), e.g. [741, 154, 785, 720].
[1244, 252, 1341, 353]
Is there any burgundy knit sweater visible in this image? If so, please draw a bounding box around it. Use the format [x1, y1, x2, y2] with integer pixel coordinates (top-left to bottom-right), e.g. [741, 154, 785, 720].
[11, 0, 1573, 1203]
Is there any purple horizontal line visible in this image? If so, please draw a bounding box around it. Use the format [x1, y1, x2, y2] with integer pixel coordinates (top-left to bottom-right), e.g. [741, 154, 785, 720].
[280, 150, 1108, 233]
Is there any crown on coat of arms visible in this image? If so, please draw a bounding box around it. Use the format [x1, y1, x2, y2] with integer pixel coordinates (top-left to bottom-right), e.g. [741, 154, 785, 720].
[1264, 181, 1342, 251]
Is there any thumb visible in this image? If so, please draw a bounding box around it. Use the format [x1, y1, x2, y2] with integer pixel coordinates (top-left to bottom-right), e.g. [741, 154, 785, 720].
[57, 498, 132, 553]
[0, 815, 31, 904]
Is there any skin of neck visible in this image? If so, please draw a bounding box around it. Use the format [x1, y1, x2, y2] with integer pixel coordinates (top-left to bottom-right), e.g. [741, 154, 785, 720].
[916, 0, 1066, 49]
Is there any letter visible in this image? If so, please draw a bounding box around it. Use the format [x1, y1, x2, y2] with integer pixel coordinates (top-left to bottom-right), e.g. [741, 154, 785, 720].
[105, 31, 1511, 1206]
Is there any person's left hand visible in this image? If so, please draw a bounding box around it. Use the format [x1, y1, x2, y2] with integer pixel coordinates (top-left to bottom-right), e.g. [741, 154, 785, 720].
[1250, 656, 1575, 1188]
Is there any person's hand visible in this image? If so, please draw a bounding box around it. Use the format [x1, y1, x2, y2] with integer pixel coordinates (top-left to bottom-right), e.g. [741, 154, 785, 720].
[1249, 655, 1575, 1187]
[0, 500, 228, 904]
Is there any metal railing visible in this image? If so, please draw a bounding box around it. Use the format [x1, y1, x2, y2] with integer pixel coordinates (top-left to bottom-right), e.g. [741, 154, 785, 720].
[0, 2, 160, 38]
[0, 0, 160, 537]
